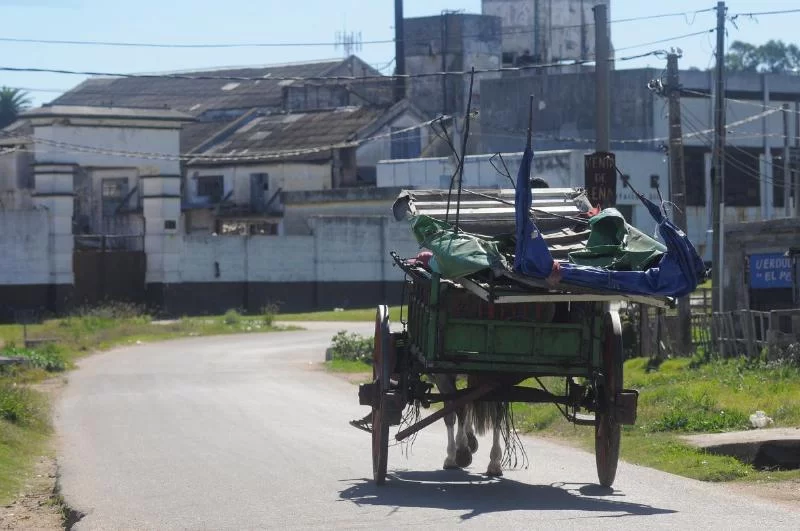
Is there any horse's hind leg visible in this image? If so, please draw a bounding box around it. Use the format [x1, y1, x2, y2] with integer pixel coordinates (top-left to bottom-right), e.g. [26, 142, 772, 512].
[454, 408, 473, 468]
[442, 410, 459, 469]
[465, 418, 478, 454]
[434, 375, 460, 470]
[486, 408, 504, 477]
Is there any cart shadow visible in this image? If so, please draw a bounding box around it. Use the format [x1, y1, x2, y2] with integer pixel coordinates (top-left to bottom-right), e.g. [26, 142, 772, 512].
[339, 470, 676, 521]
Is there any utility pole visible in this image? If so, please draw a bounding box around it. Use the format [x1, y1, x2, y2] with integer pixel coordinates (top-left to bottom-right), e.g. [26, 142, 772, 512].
[666, 49, 690, 354]
[784, 104, 791, 217]
[393, 0, 406, 103]
[712, 1, 726, 316]
[594, 3, 610, 152]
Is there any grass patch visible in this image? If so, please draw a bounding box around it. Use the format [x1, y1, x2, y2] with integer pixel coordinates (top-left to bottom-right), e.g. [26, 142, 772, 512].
[514, 357, 800, 483]
[326, 359, 372, 373]
[277, 306, 403, 323]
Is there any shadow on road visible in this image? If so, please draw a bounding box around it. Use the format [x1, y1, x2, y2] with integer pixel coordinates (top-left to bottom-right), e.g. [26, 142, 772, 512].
[339, 470, 677, 521]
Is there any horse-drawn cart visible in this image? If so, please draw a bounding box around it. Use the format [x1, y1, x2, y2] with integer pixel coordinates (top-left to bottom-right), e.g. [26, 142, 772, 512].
[355, 181, 689, 488]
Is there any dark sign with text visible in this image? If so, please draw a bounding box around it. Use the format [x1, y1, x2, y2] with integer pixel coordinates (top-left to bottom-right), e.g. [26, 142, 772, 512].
[584, 151, 617, 208]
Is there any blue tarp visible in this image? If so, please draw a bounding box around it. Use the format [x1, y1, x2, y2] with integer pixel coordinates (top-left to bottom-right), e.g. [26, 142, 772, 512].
[514, 147, 706, 298]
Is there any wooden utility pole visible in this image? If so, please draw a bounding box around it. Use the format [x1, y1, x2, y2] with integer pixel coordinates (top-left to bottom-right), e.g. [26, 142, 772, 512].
[666, 50, 691, 353]
[394, 0, 406, 103]
[712, 1, 726, 315]
[784, 104, 791, 217]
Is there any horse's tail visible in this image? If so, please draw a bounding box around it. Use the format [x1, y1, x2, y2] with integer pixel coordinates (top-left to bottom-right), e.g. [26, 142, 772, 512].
[465, 400, 507, 436]
[466, 399, 530, 470]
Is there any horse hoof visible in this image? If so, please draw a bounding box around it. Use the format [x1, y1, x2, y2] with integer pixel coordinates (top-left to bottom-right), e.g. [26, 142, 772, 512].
[486, 466, 503, 477]
[443, 458, 460, 470]
[455, 448, 473, 468]
[467, 433, 479, 454]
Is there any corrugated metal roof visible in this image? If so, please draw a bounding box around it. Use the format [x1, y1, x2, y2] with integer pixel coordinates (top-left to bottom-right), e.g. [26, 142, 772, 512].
[52, 58, 380, 117]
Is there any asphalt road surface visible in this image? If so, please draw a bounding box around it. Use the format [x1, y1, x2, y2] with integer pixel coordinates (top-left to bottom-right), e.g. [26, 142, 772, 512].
[56, 323, 799, 530]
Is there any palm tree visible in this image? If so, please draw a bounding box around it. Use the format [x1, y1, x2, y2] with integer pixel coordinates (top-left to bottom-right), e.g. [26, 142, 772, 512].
[0, 87, 32, 129]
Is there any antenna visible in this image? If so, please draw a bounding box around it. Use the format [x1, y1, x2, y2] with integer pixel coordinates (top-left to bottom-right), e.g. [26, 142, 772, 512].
[334, 31, 363, 57]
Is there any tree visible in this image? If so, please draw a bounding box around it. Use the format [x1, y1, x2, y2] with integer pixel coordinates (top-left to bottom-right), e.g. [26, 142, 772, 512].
[725, 40, 800, 73]
[0, 87, 31, 129]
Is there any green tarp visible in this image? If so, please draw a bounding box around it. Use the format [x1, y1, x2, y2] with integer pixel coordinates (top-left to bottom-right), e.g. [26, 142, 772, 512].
[567, 208, 666, 271]
[411, 215, 508, 279]
[409, 208, 666, 280]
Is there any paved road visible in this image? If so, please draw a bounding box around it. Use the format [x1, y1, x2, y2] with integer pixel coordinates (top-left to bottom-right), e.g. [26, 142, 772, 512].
[56, 323, 798, 530]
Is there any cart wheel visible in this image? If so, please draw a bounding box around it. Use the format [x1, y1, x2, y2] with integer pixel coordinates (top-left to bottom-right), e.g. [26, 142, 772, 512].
[372, 305, 392, 486]
[595, 310, 622, 488]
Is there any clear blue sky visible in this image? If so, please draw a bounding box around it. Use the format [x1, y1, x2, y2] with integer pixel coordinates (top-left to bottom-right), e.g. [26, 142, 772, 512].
[2, 0, 799, 106]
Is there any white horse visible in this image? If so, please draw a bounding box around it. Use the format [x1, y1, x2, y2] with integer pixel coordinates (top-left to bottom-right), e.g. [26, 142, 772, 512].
[432, 374, 524, 477]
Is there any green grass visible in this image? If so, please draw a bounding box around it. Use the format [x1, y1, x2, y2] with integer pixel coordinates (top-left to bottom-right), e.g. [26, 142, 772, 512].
[277, 306, 403, 323]
[0, 380, 51, 503]
[513, 357, 800, 483]
[325, 359, 373, 373]
[0, 303, 298, 506]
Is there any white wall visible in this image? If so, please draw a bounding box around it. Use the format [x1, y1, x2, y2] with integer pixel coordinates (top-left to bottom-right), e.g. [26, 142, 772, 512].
[174, 216, 419, 284]
[186, 162, 331, 205]
[0, 209, 51, 285]
[32, 124, 182, 175]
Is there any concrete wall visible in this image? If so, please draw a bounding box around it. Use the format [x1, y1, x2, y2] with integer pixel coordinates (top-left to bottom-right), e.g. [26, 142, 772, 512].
[482, 0, 609, 63]
[404, 13, 503, 117]
[281, 187, 403, 235]
[723, 218, 800, 312]
[480, 68, 658, 154]
[32, 124, 180, 175]
[0, 209, 51, 286]
[186, 162, 331, 206]
[152, 214, 420, 315]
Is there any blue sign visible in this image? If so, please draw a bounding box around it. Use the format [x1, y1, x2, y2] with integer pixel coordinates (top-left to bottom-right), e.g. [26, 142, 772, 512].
[749, 253, 793, 289]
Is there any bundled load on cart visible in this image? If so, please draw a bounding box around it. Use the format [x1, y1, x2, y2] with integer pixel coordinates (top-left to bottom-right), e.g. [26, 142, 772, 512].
[353, 90, 707, 488]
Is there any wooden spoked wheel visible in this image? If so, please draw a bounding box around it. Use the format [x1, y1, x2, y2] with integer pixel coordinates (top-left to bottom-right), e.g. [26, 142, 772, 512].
[595, 310, 623, 488]
[372, 305, 392, 486]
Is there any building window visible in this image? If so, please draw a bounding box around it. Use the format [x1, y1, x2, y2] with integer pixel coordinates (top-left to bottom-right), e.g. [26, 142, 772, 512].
[197, 175, 224, 203]
[391, 127, 421, 159]
[101, 177, 129, 216]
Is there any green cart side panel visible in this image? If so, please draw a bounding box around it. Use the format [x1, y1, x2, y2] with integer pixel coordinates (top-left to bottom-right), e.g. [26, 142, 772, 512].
[404, 269, 607, 375]
[442, 319, 586, 364]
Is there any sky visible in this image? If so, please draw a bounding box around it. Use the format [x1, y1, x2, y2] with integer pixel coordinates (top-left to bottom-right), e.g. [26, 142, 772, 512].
[1, 0, 799, 106]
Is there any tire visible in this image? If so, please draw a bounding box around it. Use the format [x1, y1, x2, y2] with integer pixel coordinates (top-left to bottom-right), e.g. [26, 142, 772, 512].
[371, 305, 392, 485]
[595, 310, 622, 488]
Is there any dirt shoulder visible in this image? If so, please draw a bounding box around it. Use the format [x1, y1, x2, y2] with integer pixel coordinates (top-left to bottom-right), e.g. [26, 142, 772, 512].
[0, 378, 68, 531]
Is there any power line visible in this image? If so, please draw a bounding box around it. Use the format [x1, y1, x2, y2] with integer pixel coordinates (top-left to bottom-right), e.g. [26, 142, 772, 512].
[0, 9, 717, 50]
[683, 88, 800, 116]
[0, 46, 685, 83]
[614, 29, 715, 53]
[0, 59, 592, 81]
[730, 8, 800, 20]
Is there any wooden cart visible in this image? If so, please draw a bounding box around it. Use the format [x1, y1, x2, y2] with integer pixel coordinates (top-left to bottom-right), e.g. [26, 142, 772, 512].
[358, 246, 671, 488]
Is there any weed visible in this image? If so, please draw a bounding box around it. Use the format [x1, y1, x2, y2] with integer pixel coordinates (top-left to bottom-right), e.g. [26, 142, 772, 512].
[0, 382, 47, 428]
[261, 302, 281, 327]
[330, 331, 373, 362]
[223, 309, 242, 326]
[1, 345, 67, 372]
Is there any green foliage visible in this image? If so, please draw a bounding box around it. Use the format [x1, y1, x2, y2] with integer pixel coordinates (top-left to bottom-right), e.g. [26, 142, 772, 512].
[0, 382, 47, 428]
[726, 39, 800, 73]
[223, 309, 242, 326]
[1, 345, 66, 372]
[0, 86, 31, 128]
[329, 331, 373, 362]
[261, 303, 280, 327]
